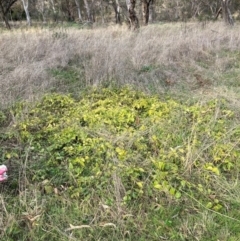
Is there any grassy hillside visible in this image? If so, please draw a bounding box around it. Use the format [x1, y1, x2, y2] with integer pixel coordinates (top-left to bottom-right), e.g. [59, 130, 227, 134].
[1, 22, 240, 240]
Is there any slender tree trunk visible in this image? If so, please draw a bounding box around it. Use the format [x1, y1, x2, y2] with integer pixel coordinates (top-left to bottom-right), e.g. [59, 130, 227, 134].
[0, 0, 17, 29]
[126, 0, 139, 30]
[2, 13, 11, 29]
[83, 0, 92, 22]
[112, 0, 121, 24]
[21, 0, 31, 26]
[142, 0, 152, 25]
[148, 0, 154, 23]
[215, 7, 222, 20]
[222, 0, 234, 25]
[116, 0, 121, 24]
[90, 0, 95, 22]
[74, 0, 82, 22]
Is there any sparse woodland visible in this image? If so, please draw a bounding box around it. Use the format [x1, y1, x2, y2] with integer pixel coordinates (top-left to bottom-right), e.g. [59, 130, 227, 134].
[0, 0, 240, 29]
[1, 0, 240, 241]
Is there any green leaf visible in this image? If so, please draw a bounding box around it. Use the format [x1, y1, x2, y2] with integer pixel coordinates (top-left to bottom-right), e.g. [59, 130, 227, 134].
[175, 191, 181, 199]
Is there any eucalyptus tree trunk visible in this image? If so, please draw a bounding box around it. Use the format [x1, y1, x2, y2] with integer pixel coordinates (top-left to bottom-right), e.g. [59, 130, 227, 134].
[112, 0, 121, 24]
[74, 0, 82, 22]
[126, 0, 139, 30]
[21, 0, 31, 26]
[142, 0, 152, 25]
[221, 0, 234, 25]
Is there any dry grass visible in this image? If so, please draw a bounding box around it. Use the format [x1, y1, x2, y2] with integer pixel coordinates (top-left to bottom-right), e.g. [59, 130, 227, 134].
[1, 22, 240, 108]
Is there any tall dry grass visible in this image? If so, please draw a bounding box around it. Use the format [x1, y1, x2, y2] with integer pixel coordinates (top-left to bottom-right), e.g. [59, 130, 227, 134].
[1, 22, 240, 107]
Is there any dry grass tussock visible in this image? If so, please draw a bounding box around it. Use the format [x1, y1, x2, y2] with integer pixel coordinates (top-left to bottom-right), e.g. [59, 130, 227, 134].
[1, 22, 240, 107]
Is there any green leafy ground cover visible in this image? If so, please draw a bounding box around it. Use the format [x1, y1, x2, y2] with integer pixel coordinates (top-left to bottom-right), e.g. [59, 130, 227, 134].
[1, 87, 240, 240]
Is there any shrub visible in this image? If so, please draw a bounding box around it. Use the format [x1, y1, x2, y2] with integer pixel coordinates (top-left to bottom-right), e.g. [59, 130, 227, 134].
[6, 88, 238, 211]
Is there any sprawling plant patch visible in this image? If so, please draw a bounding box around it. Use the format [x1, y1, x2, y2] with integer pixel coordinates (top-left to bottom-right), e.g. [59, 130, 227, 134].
[8, 88, 240, 210]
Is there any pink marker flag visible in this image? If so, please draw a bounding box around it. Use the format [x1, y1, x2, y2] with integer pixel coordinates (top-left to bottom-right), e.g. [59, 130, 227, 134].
[0, 165, 8, 182]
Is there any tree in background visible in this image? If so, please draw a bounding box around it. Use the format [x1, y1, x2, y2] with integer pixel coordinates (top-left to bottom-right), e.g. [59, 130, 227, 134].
[35, 0, 47, 22]
[126, 0, 139, 29]
[83, 0, 92, 22]
[112, 0, 121, 24]
[74, 0, 82, 22]
[221, 0, 234, 25]
[21, 0, 31, 25]
[141, 0, 153, 25]
[0, 0, 18, 28]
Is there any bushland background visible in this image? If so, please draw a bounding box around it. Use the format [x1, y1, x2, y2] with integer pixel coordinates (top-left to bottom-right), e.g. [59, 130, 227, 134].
[1, 0, 240, 29]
